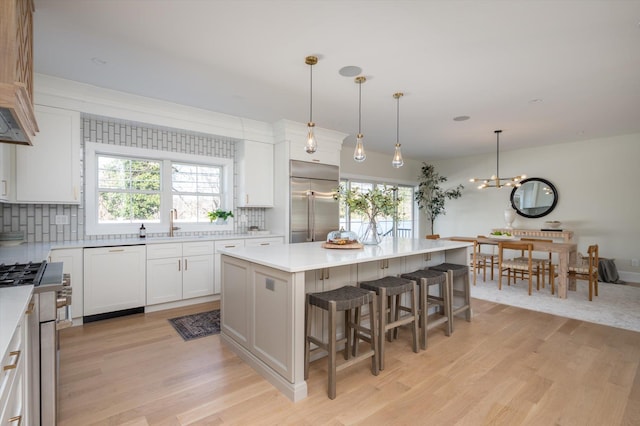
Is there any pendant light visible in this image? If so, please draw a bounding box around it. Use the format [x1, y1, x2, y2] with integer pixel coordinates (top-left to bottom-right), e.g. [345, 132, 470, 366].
[304, 55, 318, 154]
[391, 92, 404, 168]
[353, 76, 366, 162]
[469, 130, 526, 189]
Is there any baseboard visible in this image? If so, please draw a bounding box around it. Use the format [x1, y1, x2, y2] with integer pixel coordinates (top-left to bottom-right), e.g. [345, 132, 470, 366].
[618, 271, 640, 284]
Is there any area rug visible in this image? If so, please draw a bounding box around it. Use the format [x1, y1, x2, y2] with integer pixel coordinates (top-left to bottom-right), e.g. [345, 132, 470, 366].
[470, 277, 640, 332]
[168, 310, 220, 341]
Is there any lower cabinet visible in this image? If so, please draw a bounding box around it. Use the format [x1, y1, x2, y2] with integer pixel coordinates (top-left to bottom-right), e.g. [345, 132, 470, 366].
[214, 239, 245, 295]
[146, 241, 214, 305]
[83, 245, 146, 316]
[0, 301, 30, 425]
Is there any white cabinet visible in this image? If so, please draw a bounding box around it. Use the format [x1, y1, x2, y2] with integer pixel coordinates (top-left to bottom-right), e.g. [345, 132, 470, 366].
[49, 248, 84, 319]
[15, 105, 81, 204]
[146, 241, 214, 305]
[356, 257, 405, 282]
[236, 140, 274, 207]
[0, 301, 30, 425]
[146, 243, 183, 305]
[244, 236, 284, 247]
[0, 143, 13, 202]
[182, 242, 215, 299]
[214, 239, 245, 294]
[83, 245, 146, 317]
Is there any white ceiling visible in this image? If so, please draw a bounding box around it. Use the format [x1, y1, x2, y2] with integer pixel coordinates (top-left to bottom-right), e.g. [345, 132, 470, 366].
[32, 0, 640, 160]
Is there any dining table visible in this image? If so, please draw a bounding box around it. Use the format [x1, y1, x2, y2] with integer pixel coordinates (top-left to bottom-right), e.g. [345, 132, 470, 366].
[462, 236, 578, 299]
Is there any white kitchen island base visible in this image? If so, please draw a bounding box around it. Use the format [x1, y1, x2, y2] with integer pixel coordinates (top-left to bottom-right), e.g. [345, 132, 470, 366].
[220, 238, 471, 401]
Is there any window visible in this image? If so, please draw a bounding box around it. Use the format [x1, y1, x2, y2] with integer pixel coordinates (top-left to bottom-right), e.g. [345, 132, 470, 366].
[85, 142, 233, 235]
[97, 156, 161, 223]
[339, 179, 415, 238]
[171, 163, 222, 223]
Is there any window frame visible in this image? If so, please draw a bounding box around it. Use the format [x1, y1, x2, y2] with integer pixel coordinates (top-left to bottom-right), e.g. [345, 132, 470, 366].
[85, 142, 233, 236]
[339, 178, 417, 239]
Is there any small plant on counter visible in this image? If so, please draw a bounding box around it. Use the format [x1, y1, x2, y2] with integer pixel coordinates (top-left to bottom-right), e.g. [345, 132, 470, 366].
[208, 209, 234, 223]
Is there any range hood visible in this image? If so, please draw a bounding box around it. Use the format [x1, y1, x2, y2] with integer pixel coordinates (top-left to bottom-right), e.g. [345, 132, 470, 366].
[0, 0, 38, 145]
[0, 82, 38, 145]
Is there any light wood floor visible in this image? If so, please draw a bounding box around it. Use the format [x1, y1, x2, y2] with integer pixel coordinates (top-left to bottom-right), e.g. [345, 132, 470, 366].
[58, 299, 640, 425]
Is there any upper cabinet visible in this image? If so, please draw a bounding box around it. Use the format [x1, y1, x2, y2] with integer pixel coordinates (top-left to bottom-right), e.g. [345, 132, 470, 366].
[15, 105, 81, 203]
[236, 140, 274, 207]
[0, 143, 13, 201]
[0, 0, 38, 145]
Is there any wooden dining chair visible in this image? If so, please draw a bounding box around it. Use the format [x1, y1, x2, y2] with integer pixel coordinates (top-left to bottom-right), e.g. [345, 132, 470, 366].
[498, 241, 538, 295]
[515, 238, 555, 290]
[475, 235, 497, 282]
[568, 244, 599, 301]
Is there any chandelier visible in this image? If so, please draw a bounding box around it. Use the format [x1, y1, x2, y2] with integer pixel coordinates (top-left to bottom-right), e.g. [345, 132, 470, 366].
[469, 130, 526, 189]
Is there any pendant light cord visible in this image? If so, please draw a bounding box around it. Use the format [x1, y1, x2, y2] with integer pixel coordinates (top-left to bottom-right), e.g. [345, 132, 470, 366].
[396, 95, 400, 143]
[309, 62, 313, 123]
[495, 130, 501, 179]
[358, 80, 362, 133]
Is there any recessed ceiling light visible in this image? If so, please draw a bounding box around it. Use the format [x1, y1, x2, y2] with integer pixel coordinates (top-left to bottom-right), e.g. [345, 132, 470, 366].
[453, 115, 470, 122]
[91, 57, 107, 66]
[338, 66, 362, 77]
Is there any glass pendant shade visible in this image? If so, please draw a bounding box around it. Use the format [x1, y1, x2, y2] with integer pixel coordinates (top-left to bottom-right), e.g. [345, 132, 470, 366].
[392, 143, 404, 168]
[354, 134, 366, 162]
[305, 122, 317, 153]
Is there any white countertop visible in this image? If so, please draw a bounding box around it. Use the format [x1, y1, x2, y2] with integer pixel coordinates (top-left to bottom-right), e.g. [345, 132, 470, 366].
[219, 238, 472, 273]
[0, 233, 284, 264]
[0, 285, 33, 359]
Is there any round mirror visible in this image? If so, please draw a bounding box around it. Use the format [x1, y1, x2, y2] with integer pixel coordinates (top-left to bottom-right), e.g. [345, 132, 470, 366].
[510, 177, 558, 218]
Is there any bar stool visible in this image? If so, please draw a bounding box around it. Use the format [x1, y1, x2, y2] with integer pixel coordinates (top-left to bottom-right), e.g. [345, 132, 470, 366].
[400, 269, 452, 350]
[359, 276, 419, 370]
[304, 285, 378, 399]
[429, 263, 472, 325]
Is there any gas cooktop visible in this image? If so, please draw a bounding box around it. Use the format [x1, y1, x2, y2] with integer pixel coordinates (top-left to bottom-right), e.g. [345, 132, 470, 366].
[0, 261, 47, 287]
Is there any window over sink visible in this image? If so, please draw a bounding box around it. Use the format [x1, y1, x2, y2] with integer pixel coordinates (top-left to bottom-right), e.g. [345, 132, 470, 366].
[85, 142, 233, 236]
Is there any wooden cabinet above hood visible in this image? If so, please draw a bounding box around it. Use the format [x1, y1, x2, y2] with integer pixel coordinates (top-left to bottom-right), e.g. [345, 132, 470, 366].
[0, 0, 38, 145]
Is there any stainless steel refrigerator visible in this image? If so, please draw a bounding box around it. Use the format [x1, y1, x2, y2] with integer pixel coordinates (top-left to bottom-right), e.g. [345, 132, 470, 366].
[290, 160, 339, 243]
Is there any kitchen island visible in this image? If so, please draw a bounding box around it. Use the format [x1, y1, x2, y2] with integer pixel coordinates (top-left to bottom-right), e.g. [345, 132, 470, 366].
[219, 238, 471, 401]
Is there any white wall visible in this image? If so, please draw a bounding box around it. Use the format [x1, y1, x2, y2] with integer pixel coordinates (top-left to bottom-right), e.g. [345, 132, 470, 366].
[340, 147, 422, 185]
[429, 133, 640, 276]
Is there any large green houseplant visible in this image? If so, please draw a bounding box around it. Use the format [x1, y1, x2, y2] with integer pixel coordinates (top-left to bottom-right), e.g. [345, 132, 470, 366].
[415, 163, 464, 235]
[335, 185, 401, 244]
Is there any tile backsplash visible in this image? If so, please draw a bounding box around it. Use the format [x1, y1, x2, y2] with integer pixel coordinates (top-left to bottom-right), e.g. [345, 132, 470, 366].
[0, 114, 266, 243]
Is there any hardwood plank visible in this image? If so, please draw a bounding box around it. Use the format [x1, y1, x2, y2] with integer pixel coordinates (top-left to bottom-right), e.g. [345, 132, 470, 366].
[58, 298, 640, 425]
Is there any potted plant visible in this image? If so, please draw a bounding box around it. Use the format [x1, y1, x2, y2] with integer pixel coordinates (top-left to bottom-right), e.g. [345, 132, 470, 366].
[415, 163, 464, 235]
[208, 209, 234, 224]
[335, 185, 401, 245]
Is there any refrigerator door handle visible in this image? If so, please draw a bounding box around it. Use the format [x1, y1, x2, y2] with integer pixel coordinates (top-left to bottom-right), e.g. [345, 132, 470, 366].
[309, 191, 316, 241]
[307, 191, 313, 241]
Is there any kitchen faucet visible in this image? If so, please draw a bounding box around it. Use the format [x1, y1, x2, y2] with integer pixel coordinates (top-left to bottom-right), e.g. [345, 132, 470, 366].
[169, 208, 180, 236]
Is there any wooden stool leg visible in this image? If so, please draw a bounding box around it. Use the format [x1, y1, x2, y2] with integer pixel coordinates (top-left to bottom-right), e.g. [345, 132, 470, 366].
[419, 280, 427, 350]
[462, 270, 471, 322]
[410, 281, 419, 353]
[328, 301, 337, 400]
[378, 287, 387, 371]
[344, 309, 351, 360]
[369, 297, 379, 376]
[443, 275, 452, 336]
